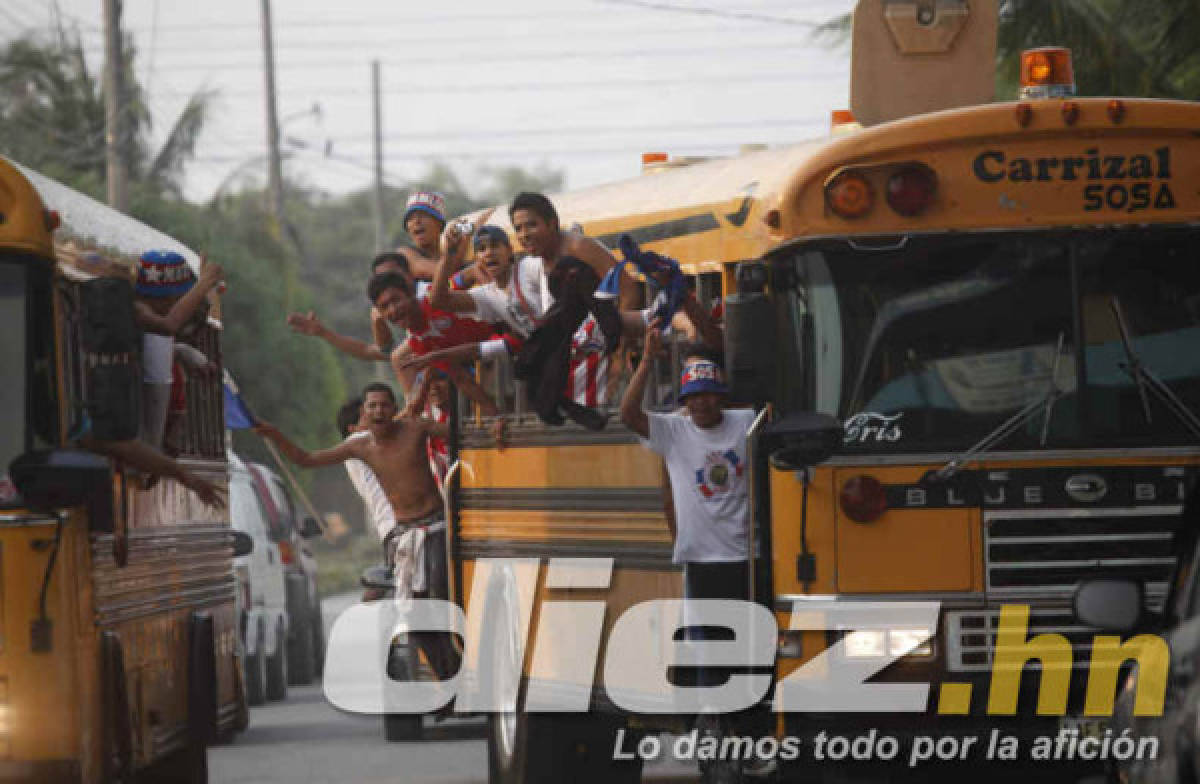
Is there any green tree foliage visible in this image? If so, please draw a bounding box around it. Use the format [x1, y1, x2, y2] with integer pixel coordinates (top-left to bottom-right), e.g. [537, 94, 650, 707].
[818, 1, 1200, 101]
[0, 26, 345, 467]
[0, 25, 209, 197]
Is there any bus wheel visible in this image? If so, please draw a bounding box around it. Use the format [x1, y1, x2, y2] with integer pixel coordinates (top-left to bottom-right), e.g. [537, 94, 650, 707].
[266, 620, 289, 701]
[383, 642, 422, 741]
[245, 621, 267, 706]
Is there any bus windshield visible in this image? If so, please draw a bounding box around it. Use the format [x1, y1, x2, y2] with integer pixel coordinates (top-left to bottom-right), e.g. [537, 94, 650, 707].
[795, 227, 1200, 454]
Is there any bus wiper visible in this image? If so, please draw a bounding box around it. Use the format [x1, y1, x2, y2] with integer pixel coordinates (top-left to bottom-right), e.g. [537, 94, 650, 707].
[1111, 297, 1200, 440]
[931, 333, 1068, 483]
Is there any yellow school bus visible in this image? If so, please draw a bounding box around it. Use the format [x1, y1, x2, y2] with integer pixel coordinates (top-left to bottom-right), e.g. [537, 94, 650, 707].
[448, 6, 1200, 781]
[0, 157, 241, 783]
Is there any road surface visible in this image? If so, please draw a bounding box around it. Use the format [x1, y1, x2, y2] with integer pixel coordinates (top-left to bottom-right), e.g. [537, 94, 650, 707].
[210, 592, 699, 784]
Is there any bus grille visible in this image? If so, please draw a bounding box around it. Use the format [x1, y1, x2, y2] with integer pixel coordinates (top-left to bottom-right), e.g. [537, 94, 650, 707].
[984, 507, 1180, 598]
[945, 506, 1181, 673]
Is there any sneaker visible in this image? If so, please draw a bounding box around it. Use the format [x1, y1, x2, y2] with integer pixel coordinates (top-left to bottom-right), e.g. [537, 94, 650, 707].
[561, 400, 608, 431]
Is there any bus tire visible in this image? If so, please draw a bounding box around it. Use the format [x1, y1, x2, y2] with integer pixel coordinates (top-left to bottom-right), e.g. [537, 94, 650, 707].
[384, 713, 423, 742]
[383, 642, 422, 741]
[245, 620, 267, 706]
[287, 608, 316, 686]
[266, 619, 289, 701]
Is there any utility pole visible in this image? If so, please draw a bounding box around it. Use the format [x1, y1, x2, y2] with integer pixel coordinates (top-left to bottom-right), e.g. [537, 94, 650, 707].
[102, 0, 129, 211]
[371, 60, 386, 252]
[260, 0, 284, 230]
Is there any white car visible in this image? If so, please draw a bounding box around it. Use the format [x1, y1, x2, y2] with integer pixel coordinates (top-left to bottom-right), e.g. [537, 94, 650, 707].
[230, 452, 290, 705]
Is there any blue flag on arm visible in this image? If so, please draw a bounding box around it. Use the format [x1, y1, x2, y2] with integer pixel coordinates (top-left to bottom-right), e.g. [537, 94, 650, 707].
[223, 373, 257, 430]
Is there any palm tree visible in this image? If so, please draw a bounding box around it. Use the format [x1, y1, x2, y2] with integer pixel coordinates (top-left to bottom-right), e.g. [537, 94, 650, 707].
[0, 22, 213, 198]
[815, 1, 1199, 101]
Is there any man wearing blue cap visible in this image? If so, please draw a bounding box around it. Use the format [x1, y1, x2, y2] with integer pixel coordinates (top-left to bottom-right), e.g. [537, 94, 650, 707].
[620, 329, 754, 585]
[620, 330, 770, 772]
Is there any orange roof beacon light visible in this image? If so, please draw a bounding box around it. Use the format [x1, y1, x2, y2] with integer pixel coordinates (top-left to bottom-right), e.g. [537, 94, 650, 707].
[641, 152, 668, 165]
[825, 169, 874, 219]
[1019, 47, 1076, 100]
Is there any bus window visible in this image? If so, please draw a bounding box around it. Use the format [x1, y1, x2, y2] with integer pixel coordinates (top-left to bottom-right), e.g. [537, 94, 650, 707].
[0, 262, 27, 477]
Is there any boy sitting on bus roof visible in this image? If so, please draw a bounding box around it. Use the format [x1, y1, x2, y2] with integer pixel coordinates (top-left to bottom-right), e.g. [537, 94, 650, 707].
[405, 218, 722, 426]
[284, 191, 484, 362]
[366, 270, 503, 420]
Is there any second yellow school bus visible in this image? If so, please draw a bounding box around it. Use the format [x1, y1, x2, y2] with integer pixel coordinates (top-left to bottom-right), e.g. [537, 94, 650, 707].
[446, 35, 1200, 784]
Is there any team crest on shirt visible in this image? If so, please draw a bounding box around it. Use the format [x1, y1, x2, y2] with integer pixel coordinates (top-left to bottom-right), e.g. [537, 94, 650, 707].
[694, 450, 744, 499]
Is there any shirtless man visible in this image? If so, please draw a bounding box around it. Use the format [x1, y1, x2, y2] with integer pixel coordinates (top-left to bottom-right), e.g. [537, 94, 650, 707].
[253, 383, 458, 679]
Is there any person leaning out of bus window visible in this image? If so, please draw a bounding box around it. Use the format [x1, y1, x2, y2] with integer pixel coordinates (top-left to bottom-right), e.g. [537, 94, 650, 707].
[132, 251, 224, 449]
[286, 252, 416, 363]
[285, 198, 490, 366]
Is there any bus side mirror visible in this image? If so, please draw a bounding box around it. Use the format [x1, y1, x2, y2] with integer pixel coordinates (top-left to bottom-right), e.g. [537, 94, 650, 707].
[231, 530, 254, 557]
[300, 516, 323, 539]
[9, 449, 112, 510]
[762, 412, 843, 470]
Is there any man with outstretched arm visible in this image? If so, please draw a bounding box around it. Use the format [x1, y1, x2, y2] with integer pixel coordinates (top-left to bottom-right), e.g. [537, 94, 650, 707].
[253, 383, 459, 680]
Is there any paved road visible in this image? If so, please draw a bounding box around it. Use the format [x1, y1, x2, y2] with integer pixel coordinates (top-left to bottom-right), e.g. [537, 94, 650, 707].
[210, 593, 699, 784]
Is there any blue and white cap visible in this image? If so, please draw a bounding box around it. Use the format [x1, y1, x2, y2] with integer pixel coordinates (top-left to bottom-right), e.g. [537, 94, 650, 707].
[678, 359, 728, 401]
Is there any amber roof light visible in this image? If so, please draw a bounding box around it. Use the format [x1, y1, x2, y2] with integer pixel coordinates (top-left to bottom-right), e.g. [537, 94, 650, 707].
[1019, 47, 1076, 100]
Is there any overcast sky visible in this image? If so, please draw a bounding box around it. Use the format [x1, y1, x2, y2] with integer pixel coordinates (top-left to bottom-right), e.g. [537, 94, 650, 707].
[8, 0, 856, 201]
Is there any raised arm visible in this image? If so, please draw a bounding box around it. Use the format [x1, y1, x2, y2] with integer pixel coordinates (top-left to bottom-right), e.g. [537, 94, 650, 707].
[679, 292, 724, 351]
[286, 310, 388, 362]
[136, 262, 224, 336]
[370, 307, 394, 353]
[396, 342, 484, 375]
[619, 327, 661, 438]
[253, 421, 357, 468]
[429, 225, 479, 313]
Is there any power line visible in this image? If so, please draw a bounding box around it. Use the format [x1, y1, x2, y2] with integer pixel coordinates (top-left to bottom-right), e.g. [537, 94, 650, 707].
[192, 141, 804, 164]
[151, 68, 842, 98]
[78, 21, 789, 51]
[98, 39, 808, 72]
[246, 117, 821, 146]
[74, 7, 835, 34]
[591, 0, 819, 26]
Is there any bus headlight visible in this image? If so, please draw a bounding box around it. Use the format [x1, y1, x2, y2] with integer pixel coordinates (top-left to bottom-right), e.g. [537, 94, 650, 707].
[888, 629, 934, 657]
[844, 630, 886, 658]
[843, 629, 934, 658]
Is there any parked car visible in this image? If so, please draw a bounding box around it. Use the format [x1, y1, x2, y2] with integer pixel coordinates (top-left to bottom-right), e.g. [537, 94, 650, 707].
[229, 452, 290, 704]
[248, 462, 324, 684]
[1074, 493, 1200, 784]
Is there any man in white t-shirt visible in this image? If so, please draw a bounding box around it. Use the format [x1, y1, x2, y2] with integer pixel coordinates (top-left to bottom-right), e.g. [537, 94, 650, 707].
[619, 330, 757, 680]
